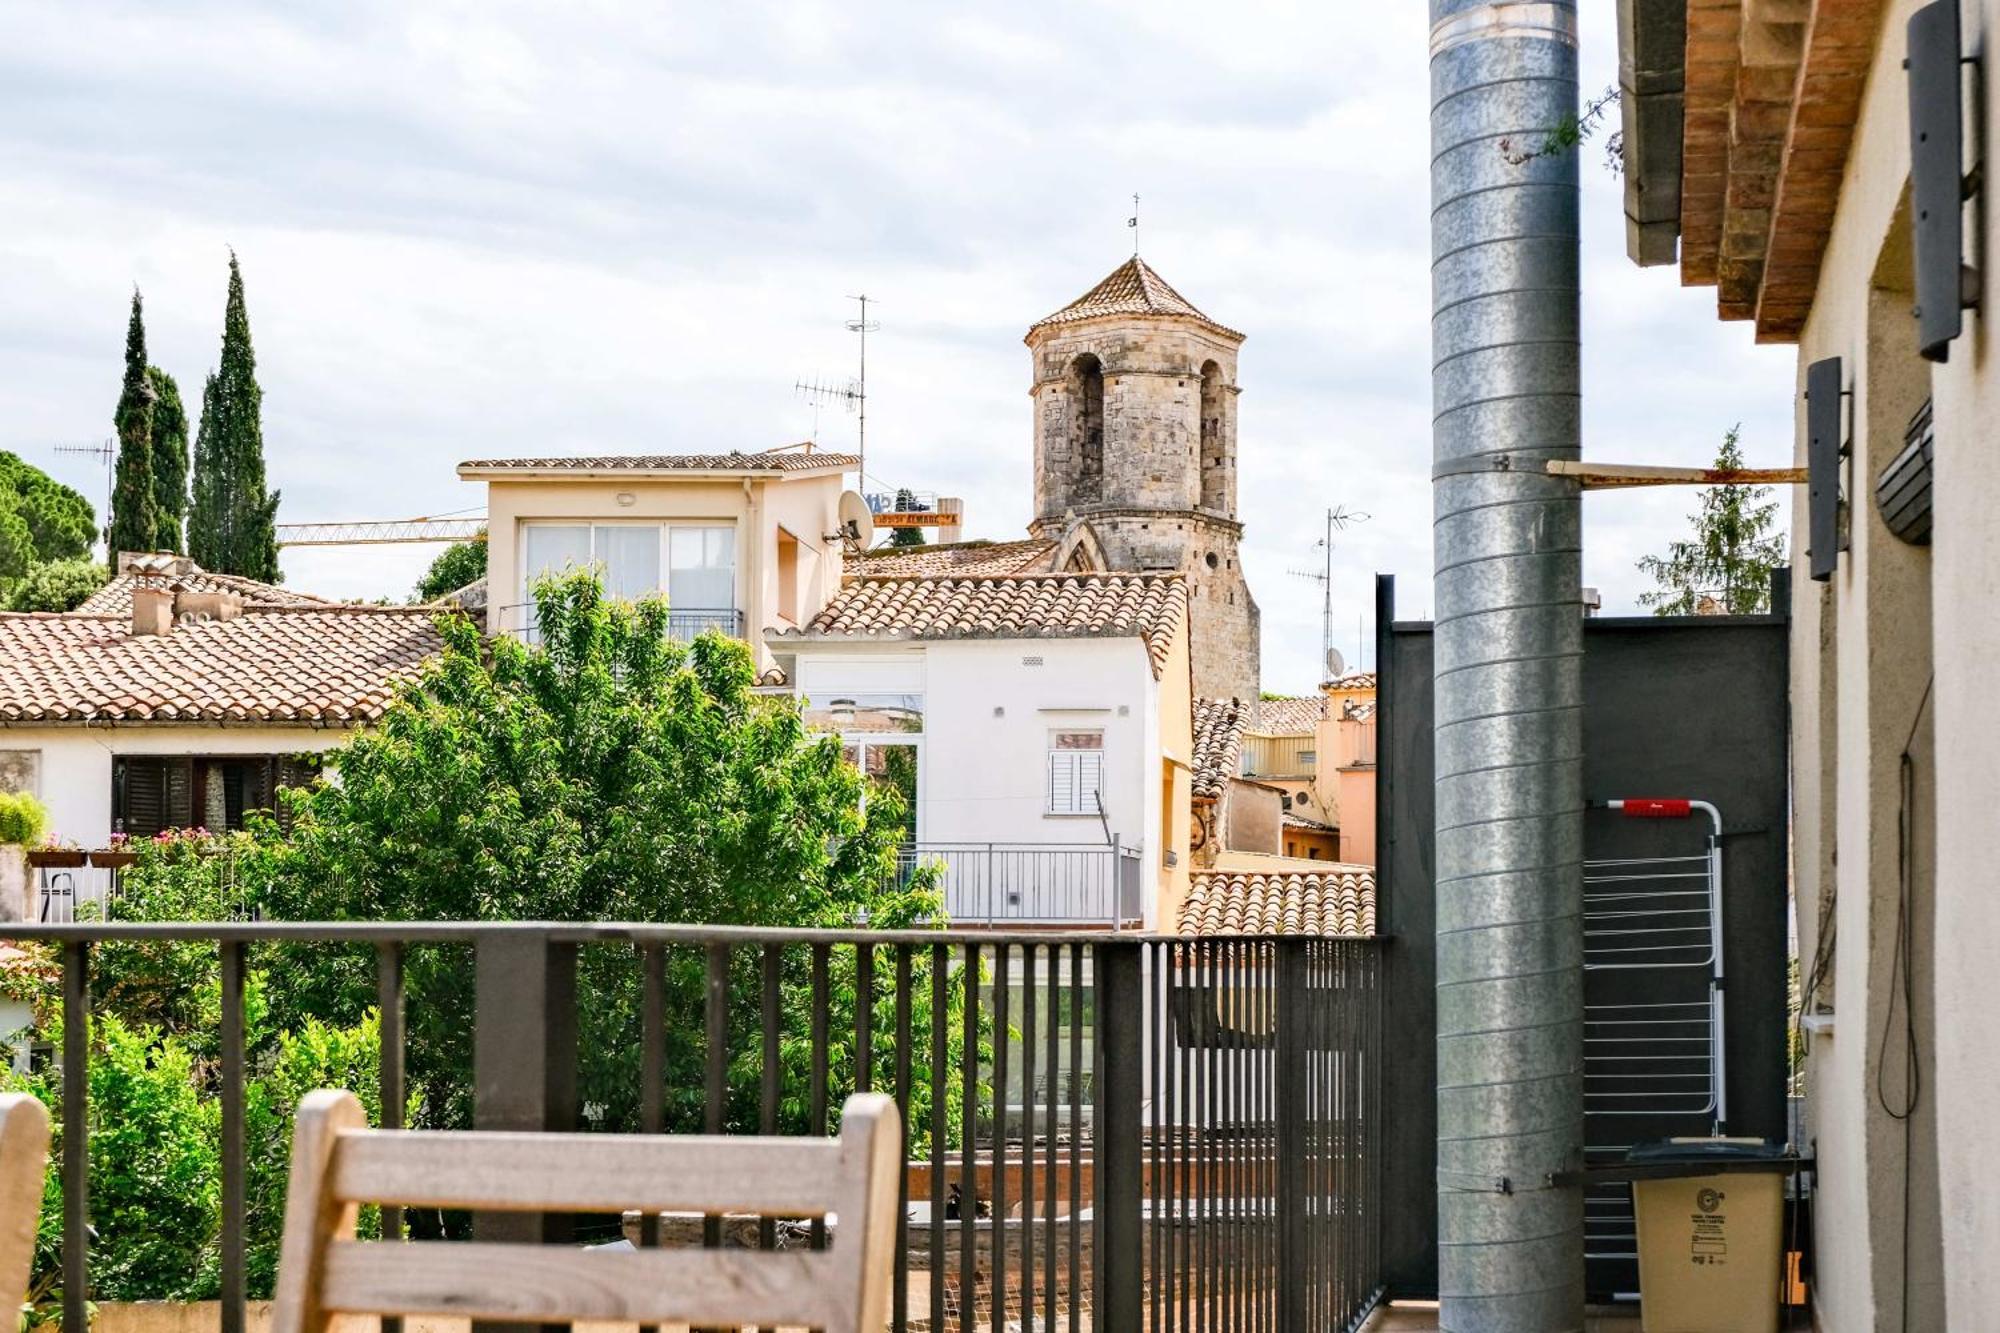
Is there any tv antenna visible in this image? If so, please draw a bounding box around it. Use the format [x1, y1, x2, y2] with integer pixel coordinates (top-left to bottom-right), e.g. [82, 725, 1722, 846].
[1288, 504, 1372, 680]
[793, 294, 879, 487]
[54, 438, 116, 548]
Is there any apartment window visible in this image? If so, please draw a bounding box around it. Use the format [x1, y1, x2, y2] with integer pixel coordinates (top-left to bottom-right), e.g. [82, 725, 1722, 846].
[521, 522, 738, 634]
[112, 755, 322, 837]
[1048, 730, 1104, 816]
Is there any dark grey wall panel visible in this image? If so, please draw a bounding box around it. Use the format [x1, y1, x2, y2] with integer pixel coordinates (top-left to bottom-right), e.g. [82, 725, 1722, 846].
[1375, 576, 1791, 1300]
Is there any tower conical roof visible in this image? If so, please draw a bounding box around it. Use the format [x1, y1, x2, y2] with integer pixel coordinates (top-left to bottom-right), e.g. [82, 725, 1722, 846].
[1029, 257, 1242, 338]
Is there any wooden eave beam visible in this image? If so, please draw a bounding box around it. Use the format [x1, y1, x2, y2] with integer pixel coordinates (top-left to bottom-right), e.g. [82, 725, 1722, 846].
[1547, 460, 1807, 489]
[1753, 0, 1887, 341]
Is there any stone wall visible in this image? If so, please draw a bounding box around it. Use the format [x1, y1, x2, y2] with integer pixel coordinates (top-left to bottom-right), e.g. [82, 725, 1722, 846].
[1027, 314, 1260, 704]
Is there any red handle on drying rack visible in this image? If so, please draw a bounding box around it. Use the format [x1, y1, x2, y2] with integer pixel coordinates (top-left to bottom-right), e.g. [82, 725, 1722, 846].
[1615, 798, 1692, 818]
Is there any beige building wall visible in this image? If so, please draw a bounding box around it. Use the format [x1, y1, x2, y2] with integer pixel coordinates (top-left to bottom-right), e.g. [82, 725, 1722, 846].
[1786, 2, 1997, 1324]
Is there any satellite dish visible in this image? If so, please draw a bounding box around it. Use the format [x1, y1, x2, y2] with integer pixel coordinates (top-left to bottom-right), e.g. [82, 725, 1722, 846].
[836, 491, 876, 549]
[1325, 647, 1347, 680]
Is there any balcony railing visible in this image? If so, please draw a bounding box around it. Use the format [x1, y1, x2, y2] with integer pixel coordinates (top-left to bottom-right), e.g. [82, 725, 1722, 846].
[2, 921, 1385, 1333]
[493, 603, 745, 642]
[894, 841, 1145, 925]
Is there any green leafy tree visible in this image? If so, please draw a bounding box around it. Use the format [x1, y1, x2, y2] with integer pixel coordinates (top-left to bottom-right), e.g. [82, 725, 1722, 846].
[148, 366, 189, 553]
[242, 573, 965, 1143]
[6, 558, 109, 612]
[413, 534, 487, 601]
[0, 454, 96, 583]
[108, 292, 159, 566]
[189, 253, 281, 580]
[1638, 426, 1787, 616]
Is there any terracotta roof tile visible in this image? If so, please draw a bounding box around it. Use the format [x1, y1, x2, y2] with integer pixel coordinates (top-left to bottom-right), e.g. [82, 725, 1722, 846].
[1029, 258, 1242, 339]
[79, 559, 331, 616]
[1192, 696, 1249, 801]
[1282, 810, 1336, 833]
[773, 573, 1186, 678]
[0, 606, 443, 726]
[1326, 672, 1375, 691]
[1342, 699, 1376, 722]
[1256, 695, 1324, 734]
[1176, 866, 1376, 938]
[458, 448, 856, 475]
[846, 538, 1057, 580]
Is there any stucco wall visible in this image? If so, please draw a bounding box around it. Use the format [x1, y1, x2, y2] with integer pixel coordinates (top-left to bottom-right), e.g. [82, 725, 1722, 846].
[478, 471, 846, 670]
[1787, 0, 1988, 1324]
[0, 726, 353, 847]
[787, 634, 1173, 926]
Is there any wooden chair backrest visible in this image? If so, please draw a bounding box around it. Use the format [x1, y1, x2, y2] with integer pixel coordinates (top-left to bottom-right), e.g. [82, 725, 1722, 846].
[0, 1094, 50, 1310]
[270, 1090, 902, 1333]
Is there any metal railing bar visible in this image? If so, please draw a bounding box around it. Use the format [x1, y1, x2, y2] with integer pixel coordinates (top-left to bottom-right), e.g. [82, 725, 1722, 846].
[61, 942, 88, 1333]
[959, 942, 978, 1332]
[928, 943, 947, 1333]
[375, 942, 405, 1333]
[809, 944, 829, 1253]
[991, 943, 1010, 1331]
[892, 948, 912, 1333]
[219, 940, 247, 1333]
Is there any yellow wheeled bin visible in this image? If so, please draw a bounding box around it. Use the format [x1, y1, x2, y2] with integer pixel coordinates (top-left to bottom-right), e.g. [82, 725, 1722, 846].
[1629, 1137, 1788, 1333]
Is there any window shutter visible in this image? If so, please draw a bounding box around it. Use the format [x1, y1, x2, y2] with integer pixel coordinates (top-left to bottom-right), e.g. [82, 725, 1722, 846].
[1048, 749, 1104, 815]
[116, 758, 193, 837]
[1049, 751, 1077, 813]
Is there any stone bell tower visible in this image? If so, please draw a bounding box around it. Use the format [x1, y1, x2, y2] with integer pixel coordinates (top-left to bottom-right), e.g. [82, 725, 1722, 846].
[1026, 256, 1260, 703]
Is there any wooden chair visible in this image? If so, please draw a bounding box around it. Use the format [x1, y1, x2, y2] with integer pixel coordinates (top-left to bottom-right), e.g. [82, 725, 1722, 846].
[0, 1094, 51, 1311]
[271, 1089, 902, 1333]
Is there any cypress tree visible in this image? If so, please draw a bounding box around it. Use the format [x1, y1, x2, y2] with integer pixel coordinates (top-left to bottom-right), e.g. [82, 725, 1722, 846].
[188, 252, 281, 580]
[147, 366, 189, 553]
[108, 290, 158, 567]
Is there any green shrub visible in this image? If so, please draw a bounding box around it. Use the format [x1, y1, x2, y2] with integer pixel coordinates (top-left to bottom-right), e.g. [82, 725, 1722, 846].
[0, 790, 50, 847]
[7, 559, 110, 613]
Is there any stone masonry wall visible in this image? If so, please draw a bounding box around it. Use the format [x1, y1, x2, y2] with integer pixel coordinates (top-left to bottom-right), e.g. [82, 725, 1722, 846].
[1027, 314, 1259, 704]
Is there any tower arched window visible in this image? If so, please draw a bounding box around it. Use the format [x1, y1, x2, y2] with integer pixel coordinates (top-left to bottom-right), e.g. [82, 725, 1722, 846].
[1069, 353, 1104, 504]
[1199, 360, 1227, 512]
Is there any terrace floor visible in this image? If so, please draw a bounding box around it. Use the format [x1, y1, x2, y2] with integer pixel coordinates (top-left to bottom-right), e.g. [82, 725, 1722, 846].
[1362, 1301, 1641, 1330]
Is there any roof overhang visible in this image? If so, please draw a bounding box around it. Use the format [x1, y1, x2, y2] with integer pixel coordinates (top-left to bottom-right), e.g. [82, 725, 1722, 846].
[1619, 0, 1688, 266]
[456, 463, 848, 482]
[1619, 0, 1886, 342]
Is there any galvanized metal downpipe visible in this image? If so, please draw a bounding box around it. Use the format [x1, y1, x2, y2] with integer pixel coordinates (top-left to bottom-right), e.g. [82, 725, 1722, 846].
[1428, 2, 1586, 1329]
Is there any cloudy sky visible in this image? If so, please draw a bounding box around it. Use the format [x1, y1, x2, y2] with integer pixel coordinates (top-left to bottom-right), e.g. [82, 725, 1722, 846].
[1, 1, 1797, 694]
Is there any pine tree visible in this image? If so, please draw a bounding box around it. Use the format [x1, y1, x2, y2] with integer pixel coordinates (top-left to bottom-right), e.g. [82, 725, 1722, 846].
[147, 366, 189, 554]
[108, 290, 158, 566]
[1637, 426, 1787, 615]
[188, 252, 281, 580]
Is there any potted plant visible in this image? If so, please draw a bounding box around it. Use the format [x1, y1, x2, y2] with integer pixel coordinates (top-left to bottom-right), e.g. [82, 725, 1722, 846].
[89, 833, 138, 871]
[27, 839, 85, 869]
[0, 790, 52, 921]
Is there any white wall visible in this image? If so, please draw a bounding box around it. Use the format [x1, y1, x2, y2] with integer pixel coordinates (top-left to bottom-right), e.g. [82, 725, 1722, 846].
[0, 727, 352, 847]
[790, 636, 1165, 923]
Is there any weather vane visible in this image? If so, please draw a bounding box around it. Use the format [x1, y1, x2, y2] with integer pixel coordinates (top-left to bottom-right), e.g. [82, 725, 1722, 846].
[1127, 193, 1140, 254]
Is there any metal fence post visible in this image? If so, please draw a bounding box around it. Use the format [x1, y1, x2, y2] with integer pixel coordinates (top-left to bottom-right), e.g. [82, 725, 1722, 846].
[473, 931, 578, 1333]
[1275, 937, 1309, 1332]
[1094, 940, 1144, 1330]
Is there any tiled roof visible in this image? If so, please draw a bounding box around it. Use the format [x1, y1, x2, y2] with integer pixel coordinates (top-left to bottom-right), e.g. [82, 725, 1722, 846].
[846, 538, 1057, 580]
[1177, 866, 1376, 938]
[458, 448, 856, 476]
[1327, 672, 1376, 691]
[1342, 699, 1376, 722]
[773, 573, 1187, 678]
[754, 666, 789, 688]
[0, 607, 443, 725]
[78, 559, 331, 616]
[1192, 696, 1250, 801]
[1029, 258, 1242, 338]
[1256, 695, 1324, 735]
[1283, 809, 1336, 833]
